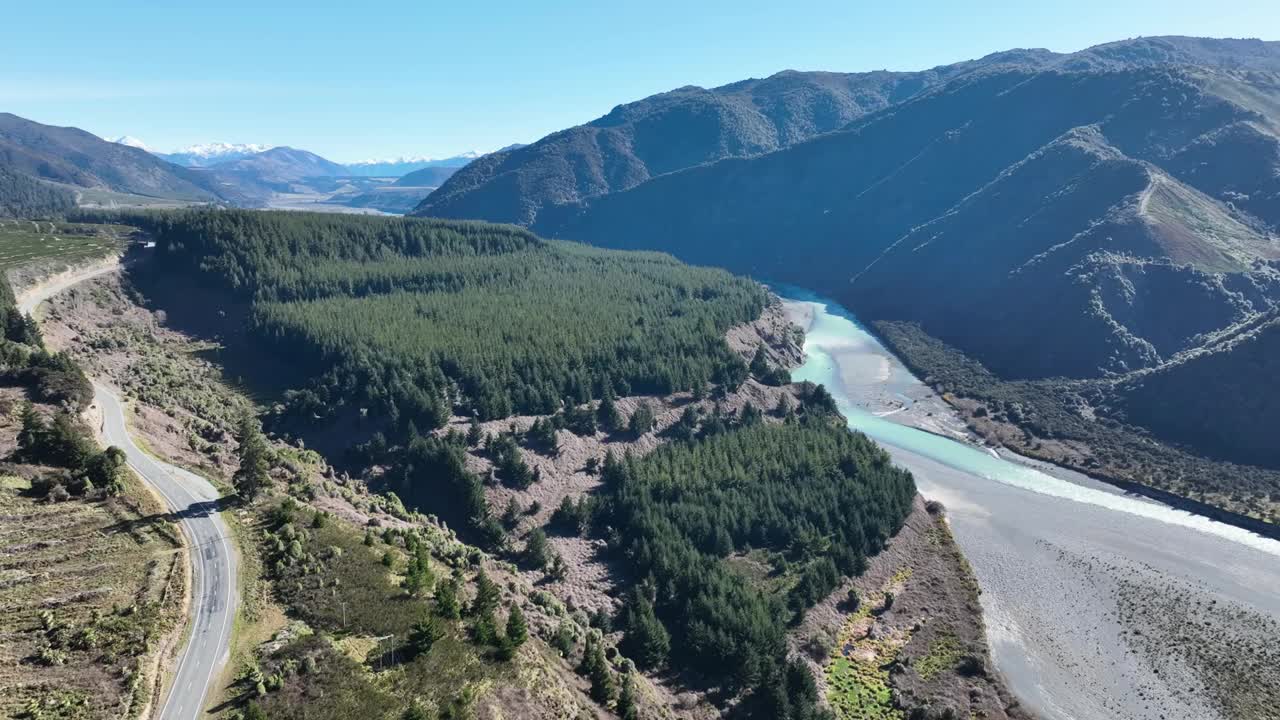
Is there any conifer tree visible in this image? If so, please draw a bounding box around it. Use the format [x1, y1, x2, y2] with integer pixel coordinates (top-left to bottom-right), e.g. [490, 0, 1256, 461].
[435, 578, 461, 619]
[233, 411, 270, 499]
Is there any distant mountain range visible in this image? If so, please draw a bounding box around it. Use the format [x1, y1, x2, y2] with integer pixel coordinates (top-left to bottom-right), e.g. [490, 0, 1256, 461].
[1, 113, 227, 205]
[0, 114, 507, 214]
[410, 35, 1280, 472]
[344, 153, 482, 177]
[111, 137, 498, 177]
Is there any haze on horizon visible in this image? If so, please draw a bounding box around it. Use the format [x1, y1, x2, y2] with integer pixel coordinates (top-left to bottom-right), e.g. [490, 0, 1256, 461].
[2, 0, 1277, 162]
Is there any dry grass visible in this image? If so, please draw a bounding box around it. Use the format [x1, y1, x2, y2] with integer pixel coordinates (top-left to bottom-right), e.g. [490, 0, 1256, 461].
[0, 392, 184, 720]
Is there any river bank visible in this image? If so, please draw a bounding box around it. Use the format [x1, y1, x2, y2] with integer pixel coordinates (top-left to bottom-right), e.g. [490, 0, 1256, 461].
[780, 289, 1280, 720]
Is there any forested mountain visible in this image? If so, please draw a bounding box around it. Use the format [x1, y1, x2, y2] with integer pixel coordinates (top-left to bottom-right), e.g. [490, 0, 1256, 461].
[595, 419, 916, 717]
[87, 208, 927, 716]
[0, 113, 228, 203]
[545, 62, 1280, 378]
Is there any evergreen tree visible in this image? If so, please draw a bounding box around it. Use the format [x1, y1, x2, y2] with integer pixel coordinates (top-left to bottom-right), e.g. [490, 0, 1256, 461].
[501, 497, 522, 529]
[586, 636, 615, 704]
[471, 607, 498, 646]
[233, 411, 270, 499]
[406, 616, 444, 658]
[598, 388, 622, 432]
[523, 528, 550, 569]
[628, 402, 655, 437]
[435, 578, 461, 619]
[505, 604, 528, 647]
[402, 545, 435, 597]
[750, 346, 770, 377]
[472, 567, 500, 616]
[621, 591, 670, 670]
[16, 401, 44, 458]
[617, 672, 640, 720]
[466, 416, 483, 447]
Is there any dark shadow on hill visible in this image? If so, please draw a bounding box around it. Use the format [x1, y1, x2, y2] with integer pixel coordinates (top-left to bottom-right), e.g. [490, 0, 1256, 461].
[123, 263, 299, 402]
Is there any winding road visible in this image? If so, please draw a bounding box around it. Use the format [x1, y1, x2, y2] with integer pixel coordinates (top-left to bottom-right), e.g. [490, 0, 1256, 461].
[19, 261, 237, 720]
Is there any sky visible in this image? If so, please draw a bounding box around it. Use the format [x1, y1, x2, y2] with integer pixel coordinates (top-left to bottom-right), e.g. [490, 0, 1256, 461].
[3, 0, 1277, 163]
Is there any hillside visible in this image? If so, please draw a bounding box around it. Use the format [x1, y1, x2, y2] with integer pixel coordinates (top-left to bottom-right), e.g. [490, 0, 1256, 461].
[544, 64, 1280, 377]
[0, 113, 226, 203]
[414, 68, 982, 225]
[0, 165, 75, 217]
[394, 165, 460, 187]
[413, 36, 1280, 227]
[405, 36, 1280, 511]
[1116, 309, 1280, 468]
[50, 209, 976, 718]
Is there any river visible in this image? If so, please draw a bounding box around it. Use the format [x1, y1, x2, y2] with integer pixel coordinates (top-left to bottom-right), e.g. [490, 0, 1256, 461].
[781, 288, 1280, 720]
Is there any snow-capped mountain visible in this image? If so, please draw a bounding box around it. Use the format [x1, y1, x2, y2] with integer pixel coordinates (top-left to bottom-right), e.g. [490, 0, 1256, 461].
[110, 136, 152, 151]
[343, 152, 482, 177]
[159, 142, 271, 167]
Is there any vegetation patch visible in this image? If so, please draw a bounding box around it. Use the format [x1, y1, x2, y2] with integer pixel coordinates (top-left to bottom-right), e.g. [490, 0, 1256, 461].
[914, 633, 962, 681]
[824, 575, 906, 720]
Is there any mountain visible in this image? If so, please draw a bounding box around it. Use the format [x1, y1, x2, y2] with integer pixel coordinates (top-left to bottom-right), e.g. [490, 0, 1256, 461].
[414, 69, 983, 224]
[392, 166, 460, 187]
[204, 146, 350, 199]
[0, 113, 226, 203]
[410, 36, 1280, 475]
[157, 142, 270, 167]
[344, 153, 481, 177]
[110, 135, 151, 151]
[415, 36, 1280, 228]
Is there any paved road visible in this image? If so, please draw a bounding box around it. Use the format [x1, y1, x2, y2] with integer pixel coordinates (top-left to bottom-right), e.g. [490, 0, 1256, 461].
[20, 263, 237, 720]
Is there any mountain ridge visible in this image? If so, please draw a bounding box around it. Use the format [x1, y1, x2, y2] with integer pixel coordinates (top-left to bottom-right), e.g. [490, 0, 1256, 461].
[404, 36, 1280, 479]
[414, 36, 1280, 225]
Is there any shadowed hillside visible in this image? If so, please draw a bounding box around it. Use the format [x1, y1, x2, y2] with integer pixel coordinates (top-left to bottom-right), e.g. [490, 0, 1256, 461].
[0, 113, 229, 203]
[406, 36, 1280, 512]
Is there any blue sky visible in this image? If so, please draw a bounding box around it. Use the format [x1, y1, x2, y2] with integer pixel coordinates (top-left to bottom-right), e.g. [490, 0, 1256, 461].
[3, 0, 1276, 162]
